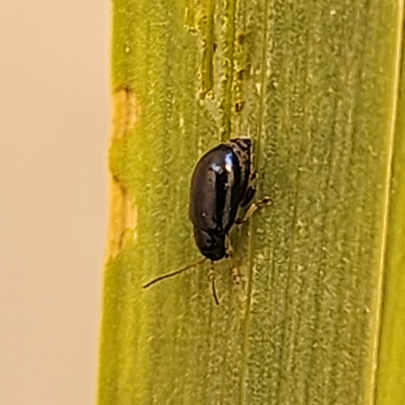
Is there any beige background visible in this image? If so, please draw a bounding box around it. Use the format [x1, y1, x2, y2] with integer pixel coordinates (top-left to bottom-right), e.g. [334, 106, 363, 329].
[0, 2, 110, 404]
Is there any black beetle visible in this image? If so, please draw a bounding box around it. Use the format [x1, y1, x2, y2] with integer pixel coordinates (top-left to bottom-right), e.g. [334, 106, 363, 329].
[143, 138, 270, 303]
[189, 138, 253, 261]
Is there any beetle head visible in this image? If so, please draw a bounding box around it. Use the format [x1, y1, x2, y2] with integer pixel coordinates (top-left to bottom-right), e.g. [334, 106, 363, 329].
[193, 228, 226, 261]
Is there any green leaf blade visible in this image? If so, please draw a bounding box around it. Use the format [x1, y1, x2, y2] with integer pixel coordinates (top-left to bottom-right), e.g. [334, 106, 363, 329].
[99, 1, 405, 404]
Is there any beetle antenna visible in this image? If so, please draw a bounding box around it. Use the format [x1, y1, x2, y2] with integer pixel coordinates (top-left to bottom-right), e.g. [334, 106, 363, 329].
[211, 278, 220, 305]
[208, 261, 220, 305]
[143, 258, 207, 289]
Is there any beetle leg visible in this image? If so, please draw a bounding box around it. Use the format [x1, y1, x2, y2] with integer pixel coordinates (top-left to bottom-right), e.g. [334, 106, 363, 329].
[240, 185, 256, 208]
[240, 171, 257, 207]
[208, 262, 220, 305]
[236, 196, 272, 224]
[225, 235, 243, 285]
